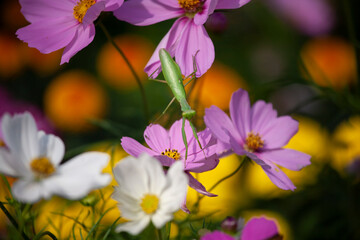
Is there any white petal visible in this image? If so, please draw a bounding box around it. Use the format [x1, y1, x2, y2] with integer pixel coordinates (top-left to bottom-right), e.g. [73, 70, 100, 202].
[113, 155, 149, 199]
[159, 161, 188, 213]
[115, 217, 151, 235]
[152, 212, 173, 229]
[43, 152, 111, 200]
[113, 186, 145, 220]
[0, 148, 19, 176]
[2, 113, 39, 163]
[12, 179, 43, 203]
[38, 131, 65, 167]
[140, 154, 167, 195]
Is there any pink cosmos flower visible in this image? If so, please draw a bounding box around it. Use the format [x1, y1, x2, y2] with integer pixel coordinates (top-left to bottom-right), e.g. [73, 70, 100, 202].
[16, 0, 123, 64]
[204, 89, 311, 190]
[265, 0, 335, 36]
[114, 0, 251, 77]
[121, 119, 219, 211]
[241, 217, 281, 240]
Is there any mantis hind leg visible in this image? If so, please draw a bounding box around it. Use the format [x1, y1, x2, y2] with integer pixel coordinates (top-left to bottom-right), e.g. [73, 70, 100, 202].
[182, 117, 189, 168]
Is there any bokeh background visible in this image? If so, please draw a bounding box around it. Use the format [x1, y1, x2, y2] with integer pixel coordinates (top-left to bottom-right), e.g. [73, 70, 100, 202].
[0, 0, 360, 239]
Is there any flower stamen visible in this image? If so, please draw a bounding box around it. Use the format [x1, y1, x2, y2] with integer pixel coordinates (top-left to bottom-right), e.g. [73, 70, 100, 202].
[178, 0, 204, 14]
[30, 157, 55, 177]
[73, 0, 96, 23]
[140, 194, 159, 214]
[245, 132, 264, 152]
[0, 139, 5, 147]
[161, 149, 181, 160]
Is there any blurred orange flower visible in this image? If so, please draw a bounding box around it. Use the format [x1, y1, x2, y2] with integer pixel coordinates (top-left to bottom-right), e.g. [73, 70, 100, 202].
[21, 46, 62, 76]
[0, 33, 24, 79]
[301, 37, 357, 90]
[97, 34, 153, 90]
[44, 70, 107, 132]
[188, 61, 246, 111]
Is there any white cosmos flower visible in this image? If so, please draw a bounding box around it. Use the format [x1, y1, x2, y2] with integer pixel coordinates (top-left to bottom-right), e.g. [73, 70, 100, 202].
[113, 153, 188, 235]
[0, 112, 111, 203]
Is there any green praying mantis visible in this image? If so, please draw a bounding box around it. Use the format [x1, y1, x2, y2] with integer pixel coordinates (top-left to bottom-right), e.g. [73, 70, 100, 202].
[149, 48, 203, 162]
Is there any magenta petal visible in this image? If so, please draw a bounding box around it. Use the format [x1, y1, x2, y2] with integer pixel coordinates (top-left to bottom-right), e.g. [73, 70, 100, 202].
[184, 153, 219, 173]
[204, 105, 241, 146]
[114, 0, 183, 26]
[104, 0, 124, 11]
[155, 155, 175, 167]
[19, 0, 74, 22]
[250, 100, 277, 134]
[121, 137, 157, 157]
[181, 198, 190, 213]
[201, 231, 234, 240]
[61, 24, 95, 64]
[241, 217, 279, 240]
[261, 161, 296, 190]
[188, 173, 217, 197]
[175, 20, 214, 77]
[215, 0, 251, 10]
[229, 89, 251, 140]
[193, 0, 217, 25]
[16, 17, 78, 54]
[144, 124, 170, 153]
[261, 116, 298, 149]
[259, 148, 311, 171]
[144, 17, 188, 78]
[169, 119, 193, 153]
[82, 1, 105, 26]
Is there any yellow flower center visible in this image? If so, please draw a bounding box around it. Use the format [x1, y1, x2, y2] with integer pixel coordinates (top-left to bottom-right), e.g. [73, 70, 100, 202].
[245, 132, 264, 152]
[140, 194, 159, 215]
[30, 157, 55, 177]
[161, 149, 181, 160]
[73, 0, 96, 23]
[178, 0, 203, 14]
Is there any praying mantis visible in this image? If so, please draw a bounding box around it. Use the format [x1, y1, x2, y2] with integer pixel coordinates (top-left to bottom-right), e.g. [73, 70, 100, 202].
[149, 48, 202, 162]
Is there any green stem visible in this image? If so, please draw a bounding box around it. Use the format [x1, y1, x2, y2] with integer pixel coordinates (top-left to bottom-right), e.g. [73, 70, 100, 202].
[0, 201, 30, 240]
[98, 22, 150, 123]
[38, 231, 58, 240]
[208, 156, 247, 193]
[156, 228, 163, 240]
[197, 156, 248, 204]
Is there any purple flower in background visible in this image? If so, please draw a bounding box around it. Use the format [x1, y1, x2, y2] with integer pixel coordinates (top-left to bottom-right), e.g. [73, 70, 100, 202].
[121, 119, 219, 211]
[204, 89, 311, 190]
[16, 0, 123, 64]
[241, 217, 281, 240]
[115, 0, 251, 77]
[265, 0, 335, 36]
[201, 230, 234, 240]
[0, 87, 55, 139]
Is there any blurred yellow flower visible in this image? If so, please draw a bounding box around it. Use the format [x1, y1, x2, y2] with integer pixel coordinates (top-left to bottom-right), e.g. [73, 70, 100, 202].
[244, 116, 329, 198]
[97, 34, 153, 90]
[44, 70, 107, 132]
[188, 61, 247, 111]
[0, 33, 24, 79]
[301, 36, 357, 90]
[184, 154, 248, 220]
[331, 116, 360, 174]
